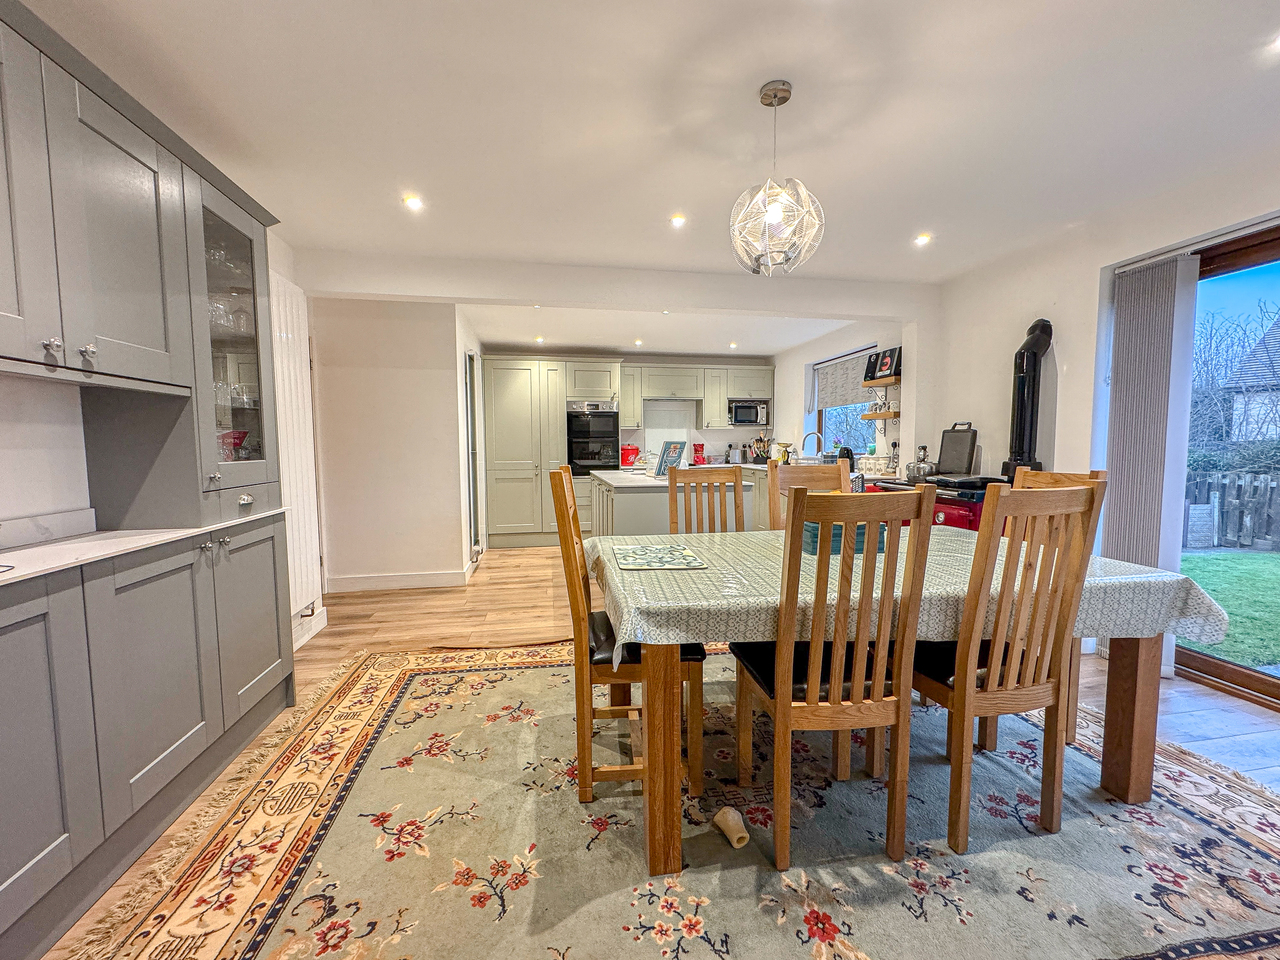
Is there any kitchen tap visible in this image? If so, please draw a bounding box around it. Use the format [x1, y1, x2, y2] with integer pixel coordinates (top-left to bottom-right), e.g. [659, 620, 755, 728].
[801, 431, 824, 457]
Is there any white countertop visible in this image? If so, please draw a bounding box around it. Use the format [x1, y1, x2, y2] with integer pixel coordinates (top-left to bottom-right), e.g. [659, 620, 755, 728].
[0, 509, 287, 589]
[590, 469, 754, 491]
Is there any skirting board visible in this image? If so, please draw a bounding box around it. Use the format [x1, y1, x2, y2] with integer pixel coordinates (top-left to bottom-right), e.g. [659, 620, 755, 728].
[324, 570, 469, 593]
[292, 605, 328, 650]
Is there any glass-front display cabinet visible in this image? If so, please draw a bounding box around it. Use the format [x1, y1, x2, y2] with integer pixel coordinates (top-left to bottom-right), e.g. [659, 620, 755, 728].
[185, 169, 278, 491]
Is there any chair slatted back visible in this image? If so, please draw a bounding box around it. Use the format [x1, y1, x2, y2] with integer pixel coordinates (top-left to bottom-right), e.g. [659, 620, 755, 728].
[667, 466, 746, 533]
[961, 482, 1106, 698]
[767, 460, 853, 530]
[550, 465, 592, 658]
[776, 485, 937, 710]
[1012, 467, 1108, 489]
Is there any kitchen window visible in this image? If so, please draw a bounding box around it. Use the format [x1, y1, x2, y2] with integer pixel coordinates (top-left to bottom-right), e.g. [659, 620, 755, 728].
[818, 402, 875, 453]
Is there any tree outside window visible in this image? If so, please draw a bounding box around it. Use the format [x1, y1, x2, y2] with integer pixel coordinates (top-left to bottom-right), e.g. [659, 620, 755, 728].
[818, 402, 875, 453]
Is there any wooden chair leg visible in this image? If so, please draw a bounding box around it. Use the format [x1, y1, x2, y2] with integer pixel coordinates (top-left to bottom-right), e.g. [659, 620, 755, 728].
[686, 664, 704, 797]
[864, 727, 886, 778]
[773, 724, 792, 871]
[610, 683, 632, 707]
[944, 712, 954, 761]
[832, 729, 851, 780]
[1040, 701, 1068, 833]
[886, 720, 910, 861]
[977, 716, 998, 752]
[577, 676, 596, 804]
[947, 710, 974, 854]
[735, 674, 753, 786]
[1066, 636, 1082, 745]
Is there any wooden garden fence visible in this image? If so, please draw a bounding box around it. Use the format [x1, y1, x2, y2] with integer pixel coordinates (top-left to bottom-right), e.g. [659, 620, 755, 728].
[1184, 471, 1279, 549]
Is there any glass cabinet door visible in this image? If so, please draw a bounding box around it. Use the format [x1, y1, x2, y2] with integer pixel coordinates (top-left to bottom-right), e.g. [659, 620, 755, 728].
[187, 169, 277, 490]
[203, 207, 264, 466]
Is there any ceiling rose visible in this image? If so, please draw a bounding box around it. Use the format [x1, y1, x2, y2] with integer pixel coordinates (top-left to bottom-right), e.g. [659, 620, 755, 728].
[730, 80, 824, 276]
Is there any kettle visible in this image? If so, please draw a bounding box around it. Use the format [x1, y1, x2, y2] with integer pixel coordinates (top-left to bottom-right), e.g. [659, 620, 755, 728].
[905, 444, 938, 481]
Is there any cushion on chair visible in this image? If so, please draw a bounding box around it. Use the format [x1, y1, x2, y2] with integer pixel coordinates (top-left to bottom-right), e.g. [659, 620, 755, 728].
[729, 640, 891, 702]
[913, 638, 1021, 689]
[588, 611, 706, 666]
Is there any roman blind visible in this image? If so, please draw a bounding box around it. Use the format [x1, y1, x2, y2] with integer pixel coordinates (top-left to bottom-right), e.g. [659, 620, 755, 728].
[1101, 254, 1198, 569]
[815, 346, 878, 409]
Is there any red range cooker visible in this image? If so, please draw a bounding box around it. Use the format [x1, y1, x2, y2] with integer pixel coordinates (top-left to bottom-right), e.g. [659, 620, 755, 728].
[866, 422, 1003, 531]
[865, 483, 986, 530]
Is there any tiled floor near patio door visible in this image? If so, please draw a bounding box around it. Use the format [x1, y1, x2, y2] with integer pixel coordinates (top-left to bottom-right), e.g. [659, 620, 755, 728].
[1078, 655, 1280, 793]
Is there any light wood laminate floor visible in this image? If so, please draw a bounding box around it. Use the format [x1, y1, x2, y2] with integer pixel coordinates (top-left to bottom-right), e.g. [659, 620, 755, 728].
[42, 547, 1280, 959]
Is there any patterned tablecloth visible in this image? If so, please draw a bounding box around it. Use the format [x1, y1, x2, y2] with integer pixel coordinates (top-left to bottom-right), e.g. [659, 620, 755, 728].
[582, 527, 1228, 669]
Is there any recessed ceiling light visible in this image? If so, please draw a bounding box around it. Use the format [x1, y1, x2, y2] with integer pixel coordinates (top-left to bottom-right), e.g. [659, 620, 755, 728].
[1269, 33, 1280, 52]
[729, 342, 738, 349]
[533, 304, 541, 309]
[634, 339, 643, 346]
[535, 336, 544, 343]
[914, 233, 933, 247]
[403, 195, 424, 211]
[662, 310, 669, 315]
[670, 214, 686, 228]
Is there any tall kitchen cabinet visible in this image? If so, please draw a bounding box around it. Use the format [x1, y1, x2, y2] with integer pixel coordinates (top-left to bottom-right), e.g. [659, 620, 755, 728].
[185, 169, 280, 494]
[0, 571, 103, 932]
[620, 364, 642, 428]
[42, 60, 192, 386]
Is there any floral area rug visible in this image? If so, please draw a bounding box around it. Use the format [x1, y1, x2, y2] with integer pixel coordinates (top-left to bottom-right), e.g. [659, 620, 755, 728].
[84, 647, 1280, 960]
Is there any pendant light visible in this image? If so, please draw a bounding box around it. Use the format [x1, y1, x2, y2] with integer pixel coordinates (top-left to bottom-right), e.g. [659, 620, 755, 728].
[729, 80, 825, 276]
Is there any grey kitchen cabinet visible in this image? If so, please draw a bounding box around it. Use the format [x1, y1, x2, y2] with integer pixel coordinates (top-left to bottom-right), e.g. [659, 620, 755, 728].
[565, 360, 620, 400]
[43, 60, 193, 387]
[701, 367, 729, 428]
[727, 366, 773, 399]
[572, 476, 593, 535]
[539, 361, 566, 532]
[619, 364, 642, 428]
[641, 365, 703, 399]
[185, 169, 280, 492]
[0, 26, 61, 368]
[212, 517, 292, 725]
[82, 536, 223, 834]
[484, 357, 544, 534]
[0, 570, 104, 933]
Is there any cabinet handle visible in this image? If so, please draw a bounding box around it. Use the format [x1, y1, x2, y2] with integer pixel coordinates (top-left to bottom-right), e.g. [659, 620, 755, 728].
[79, 343, 97, 360]
[238, 493, 255, 506]
[200, 541, 214, 551]
[208, 472, 222, 482]
[219, 536, 233, 546]
[41, 336, 63, 353]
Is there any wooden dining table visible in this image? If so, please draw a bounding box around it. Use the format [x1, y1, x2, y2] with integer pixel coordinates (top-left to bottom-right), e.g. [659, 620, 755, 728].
[583, 526, 1230, 877]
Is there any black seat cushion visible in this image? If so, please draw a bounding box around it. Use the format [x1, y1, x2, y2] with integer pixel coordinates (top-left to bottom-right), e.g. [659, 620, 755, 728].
[913, 638, 1018, 689]
[588, 611, 706, 666]
[729, 640, 890, 702]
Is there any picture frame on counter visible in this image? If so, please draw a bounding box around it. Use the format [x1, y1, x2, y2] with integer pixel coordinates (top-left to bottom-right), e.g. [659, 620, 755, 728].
[655, 441, 686, 478]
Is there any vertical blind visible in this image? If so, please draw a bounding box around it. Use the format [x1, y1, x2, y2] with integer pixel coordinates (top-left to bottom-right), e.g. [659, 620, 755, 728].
[814, 346, 878, 409]
[1101, 255, 1198, 567]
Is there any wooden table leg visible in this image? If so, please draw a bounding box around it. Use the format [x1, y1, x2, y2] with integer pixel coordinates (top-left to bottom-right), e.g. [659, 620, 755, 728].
[1101, 635, 1161, 804]
[641, 644, 683, 876]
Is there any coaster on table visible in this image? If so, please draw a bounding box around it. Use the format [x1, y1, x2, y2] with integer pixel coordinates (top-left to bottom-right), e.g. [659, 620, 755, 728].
[613, 544, 708, 570]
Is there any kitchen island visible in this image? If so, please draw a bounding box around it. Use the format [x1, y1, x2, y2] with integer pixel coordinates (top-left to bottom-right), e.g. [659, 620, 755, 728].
[589, 469, 754, 536]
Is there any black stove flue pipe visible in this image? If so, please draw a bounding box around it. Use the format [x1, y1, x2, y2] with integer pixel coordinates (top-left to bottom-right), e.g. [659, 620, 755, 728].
[1000, 318, 1053, 480]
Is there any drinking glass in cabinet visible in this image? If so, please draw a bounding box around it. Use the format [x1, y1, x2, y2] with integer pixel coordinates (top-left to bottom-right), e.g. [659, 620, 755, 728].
[203, 207, 264, 464]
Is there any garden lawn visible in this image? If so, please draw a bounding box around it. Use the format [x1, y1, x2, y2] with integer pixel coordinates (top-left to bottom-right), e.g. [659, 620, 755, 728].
[1178, 550, 1280, 669]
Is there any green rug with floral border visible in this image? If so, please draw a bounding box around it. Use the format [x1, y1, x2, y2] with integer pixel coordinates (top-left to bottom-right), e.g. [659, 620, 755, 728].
[77, 646, 1280, 960]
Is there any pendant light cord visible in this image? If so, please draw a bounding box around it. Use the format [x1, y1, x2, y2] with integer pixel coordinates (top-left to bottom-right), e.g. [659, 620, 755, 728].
[772, 104, 778, 179]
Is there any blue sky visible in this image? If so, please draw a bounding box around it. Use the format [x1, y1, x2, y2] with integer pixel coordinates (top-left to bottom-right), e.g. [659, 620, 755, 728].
[1197, 259, 1280, 321]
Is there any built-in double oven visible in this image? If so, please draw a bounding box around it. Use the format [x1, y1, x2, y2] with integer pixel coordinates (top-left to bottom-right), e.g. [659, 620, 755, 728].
[566, 401, 620, 476]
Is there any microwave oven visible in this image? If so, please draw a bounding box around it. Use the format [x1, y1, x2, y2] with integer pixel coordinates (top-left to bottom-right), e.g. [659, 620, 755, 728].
[729, 401, 769, 426]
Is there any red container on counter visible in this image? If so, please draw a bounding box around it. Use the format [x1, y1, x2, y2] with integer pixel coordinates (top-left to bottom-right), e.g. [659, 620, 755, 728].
[621, 444, 639, 466]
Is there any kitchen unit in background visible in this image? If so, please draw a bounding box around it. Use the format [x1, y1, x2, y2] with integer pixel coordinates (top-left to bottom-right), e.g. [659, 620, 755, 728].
[0, 4, 317, 958]
[482, 354, 773, 546]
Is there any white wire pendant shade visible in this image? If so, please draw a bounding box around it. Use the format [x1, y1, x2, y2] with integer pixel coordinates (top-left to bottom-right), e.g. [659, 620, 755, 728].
[729, 176, 825, 276]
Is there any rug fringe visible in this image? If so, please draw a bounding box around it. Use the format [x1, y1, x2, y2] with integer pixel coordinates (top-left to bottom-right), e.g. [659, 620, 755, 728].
[63, 650, 371, 960]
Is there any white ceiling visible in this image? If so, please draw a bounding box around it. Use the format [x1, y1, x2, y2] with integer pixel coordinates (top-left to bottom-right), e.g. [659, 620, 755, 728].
[25, 1, 1280, 283]
[456, 304, 851, 355]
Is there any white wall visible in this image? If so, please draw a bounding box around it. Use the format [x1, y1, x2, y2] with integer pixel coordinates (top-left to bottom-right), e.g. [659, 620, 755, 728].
[310, 298, 468, 591]
[931, 151, 1280, 476]
[0, 374, 90, 522]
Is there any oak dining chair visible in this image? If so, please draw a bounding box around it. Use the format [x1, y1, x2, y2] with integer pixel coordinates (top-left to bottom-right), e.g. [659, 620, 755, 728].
[549, 466, 707, 801]
[912, 479, 1106, 853]
[766, 459, 853, 530]
[733, 483, 938, 867]
[666, 465, 747, 533]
